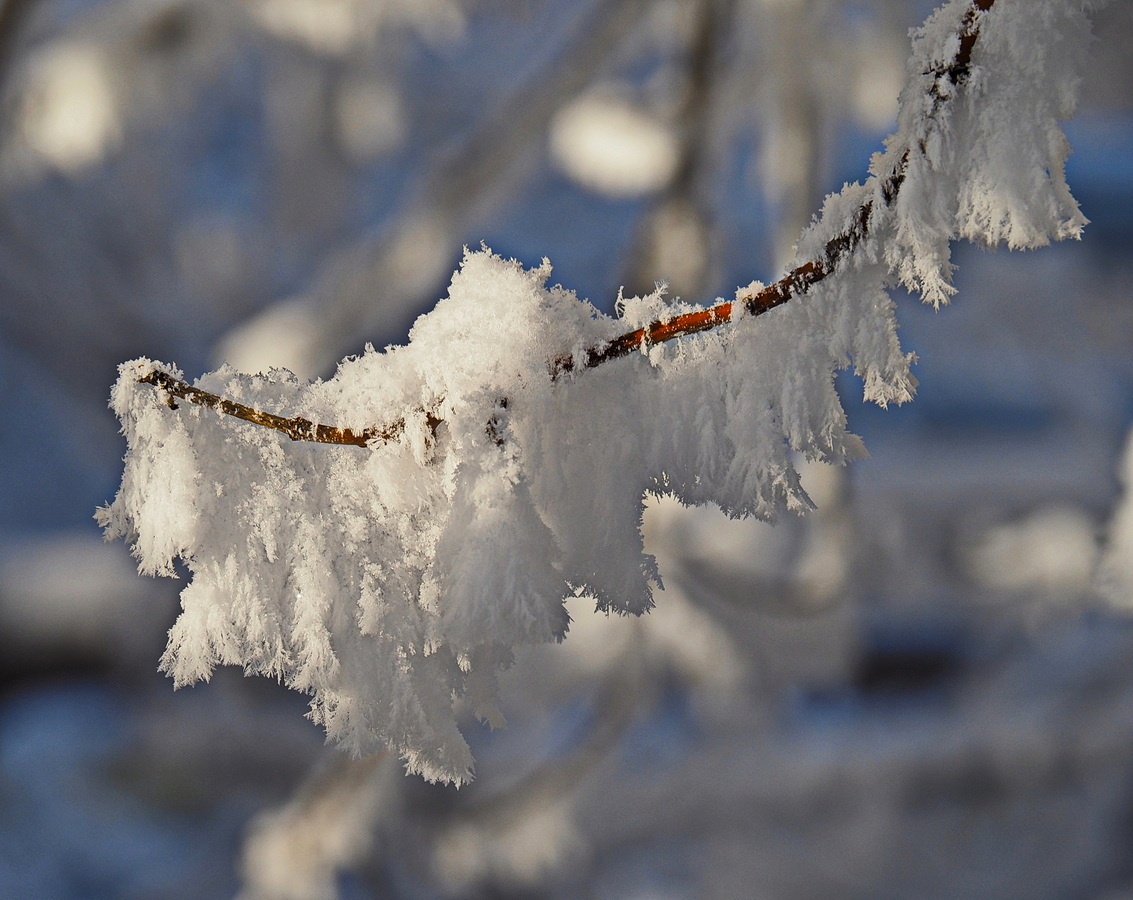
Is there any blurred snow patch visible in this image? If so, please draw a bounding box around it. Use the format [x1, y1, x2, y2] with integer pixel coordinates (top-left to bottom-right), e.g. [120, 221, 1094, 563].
[434, 797, 583, 892]
[850, 29, 903, 130]
[215, 298, 321, 379]
[0, 535, 146, 647]
[964, 505, 1099, 596]
[646, 495, 798, 583]
[549, 589, 746, 704]
[17, 41, 120, 174]
[251, 0, 465, 55]
[550, 92, 678, 198]
[251, 0, 366, 55]
[239, 754, 396, 900]
[333, 76, 405, 163]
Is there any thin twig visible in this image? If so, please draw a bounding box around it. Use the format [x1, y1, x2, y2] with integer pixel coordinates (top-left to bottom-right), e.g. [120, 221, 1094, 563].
[139, 369, 404, 447]
[136, 0, 995, 447]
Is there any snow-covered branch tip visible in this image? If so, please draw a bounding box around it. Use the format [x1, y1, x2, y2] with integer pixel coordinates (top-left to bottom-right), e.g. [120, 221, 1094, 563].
[133, 0, 998, 447]
[562, 0, 996, 370]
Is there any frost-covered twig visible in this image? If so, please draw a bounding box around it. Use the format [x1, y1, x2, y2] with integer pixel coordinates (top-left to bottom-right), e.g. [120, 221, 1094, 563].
[139, 369, 386, 447]
[103, 0, 1100, 785]
[137, 368, 443, 448]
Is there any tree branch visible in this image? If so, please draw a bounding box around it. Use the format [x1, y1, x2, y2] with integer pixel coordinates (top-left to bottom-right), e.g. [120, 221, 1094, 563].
[135, 0, 996, 447]
[139, 369, 405, 447]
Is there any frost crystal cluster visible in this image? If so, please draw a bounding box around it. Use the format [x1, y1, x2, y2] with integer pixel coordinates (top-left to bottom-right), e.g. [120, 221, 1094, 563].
[99, 0, 1103, 784]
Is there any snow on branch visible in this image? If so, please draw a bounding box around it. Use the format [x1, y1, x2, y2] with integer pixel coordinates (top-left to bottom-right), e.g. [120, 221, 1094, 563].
[100, 0, 1104, 784]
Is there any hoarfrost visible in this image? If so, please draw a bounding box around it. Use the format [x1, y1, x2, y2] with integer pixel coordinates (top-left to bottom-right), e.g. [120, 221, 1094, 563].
[98, 0, 1102, 783]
